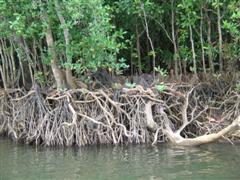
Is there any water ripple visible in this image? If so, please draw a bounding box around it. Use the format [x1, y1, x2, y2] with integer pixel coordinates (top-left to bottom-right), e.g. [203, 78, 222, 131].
[1, 138, 240, 180]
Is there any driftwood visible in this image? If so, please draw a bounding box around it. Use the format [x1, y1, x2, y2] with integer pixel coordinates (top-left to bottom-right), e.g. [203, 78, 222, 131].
[0, 81, 239, 147]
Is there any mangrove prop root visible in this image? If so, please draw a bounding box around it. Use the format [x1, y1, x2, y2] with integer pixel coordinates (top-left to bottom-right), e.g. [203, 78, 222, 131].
[0, 82, 239, 147]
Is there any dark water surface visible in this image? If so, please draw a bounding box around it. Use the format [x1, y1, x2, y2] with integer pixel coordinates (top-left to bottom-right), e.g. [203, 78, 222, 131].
[0, 137, 240, 180]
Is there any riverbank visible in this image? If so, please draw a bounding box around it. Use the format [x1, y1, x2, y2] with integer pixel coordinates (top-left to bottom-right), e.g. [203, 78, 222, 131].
[0, 78, 240, 147]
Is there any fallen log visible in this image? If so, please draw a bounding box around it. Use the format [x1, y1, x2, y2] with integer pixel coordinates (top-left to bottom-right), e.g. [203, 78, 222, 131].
[163, 115, 240, 146]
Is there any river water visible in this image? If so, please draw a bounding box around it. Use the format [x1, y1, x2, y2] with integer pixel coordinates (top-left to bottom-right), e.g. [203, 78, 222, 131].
[0, 137, 240, 180]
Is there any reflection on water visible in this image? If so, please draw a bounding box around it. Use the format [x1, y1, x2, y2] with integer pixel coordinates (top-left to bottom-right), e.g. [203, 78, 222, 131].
[0, 137, 240, 180]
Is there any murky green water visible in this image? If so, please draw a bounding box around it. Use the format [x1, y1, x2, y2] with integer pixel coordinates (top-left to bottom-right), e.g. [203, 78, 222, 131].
[0, 137, 240, 180]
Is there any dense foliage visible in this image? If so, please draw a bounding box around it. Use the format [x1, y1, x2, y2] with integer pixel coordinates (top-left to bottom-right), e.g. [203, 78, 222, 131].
[0, 0, 239, 89]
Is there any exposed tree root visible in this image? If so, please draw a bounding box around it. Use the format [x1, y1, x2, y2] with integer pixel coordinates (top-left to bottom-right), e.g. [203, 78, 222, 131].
[0, 81, 239, 147]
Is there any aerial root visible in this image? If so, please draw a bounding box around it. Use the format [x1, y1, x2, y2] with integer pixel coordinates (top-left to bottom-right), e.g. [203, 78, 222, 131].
[0, 81, 239, 146]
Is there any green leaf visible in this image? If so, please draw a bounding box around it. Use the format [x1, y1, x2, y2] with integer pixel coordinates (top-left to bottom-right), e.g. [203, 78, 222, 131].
[125, 82, 136, 88]
[155, 83, 166, 93]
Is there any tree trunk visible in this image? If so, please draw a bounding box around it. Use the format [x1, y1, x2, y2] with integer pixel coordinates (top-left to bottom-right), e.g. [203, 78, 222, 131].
[10, 39, 17, 87]
[171, 0, 179, 80]
[189, 24, 197, 76]
[16, 37, 34, 86]
[14, 46, 26, 88]
[217, 5, 223, 72]
[54, 0, 76, 89]
[141, 4, 156, 80]
[136, 24, 142, 74]
[0, 38, 10, 87]
[0, 65, 7, 90]
[206, 14, 214, 73]
[0, 41, 8, 89]
[46, 26, 67, 89]
[43, 10, 67, 90]
[200, 7, 206, 74]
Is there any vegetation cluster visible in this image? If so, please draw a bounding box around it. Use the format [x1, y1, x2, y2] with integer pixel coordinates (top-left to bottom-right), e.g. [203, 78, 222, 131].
[0, 0, 239, 146]
[0, 0, 240, 89]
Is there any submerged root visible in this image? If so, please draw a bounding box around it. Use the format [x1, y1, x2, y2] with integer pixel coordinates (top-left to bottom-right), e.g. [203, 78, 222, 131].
[0, 81, 239, 147]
